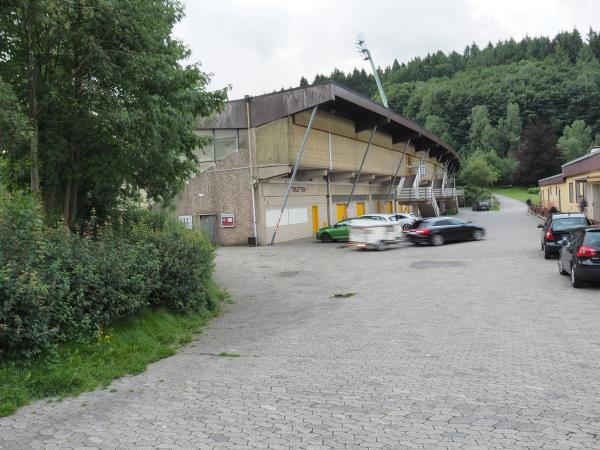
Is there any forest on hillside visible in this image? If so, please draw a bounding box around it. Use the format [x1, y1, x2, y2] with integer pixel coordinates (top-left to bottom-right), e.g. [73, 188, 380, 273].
[302, 29, 600, 191]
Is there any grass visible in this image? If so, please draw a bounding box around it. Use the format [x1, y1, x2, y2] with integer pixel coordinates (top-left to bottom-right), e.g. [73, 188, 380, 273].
[492, 187, 540, 205]
[0, 284, 227, 417]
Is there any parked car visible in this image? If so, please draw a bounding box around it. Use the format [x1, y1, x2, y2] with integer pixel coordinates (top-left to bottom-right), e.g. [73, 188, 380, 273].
[359, 213, 416, 230]
[472, 201, 490, 211]
[404, 217, 486, 246]
[558, 227, 600, 288]
[538, 213, 591, 259]
[316, 218, 356, 242]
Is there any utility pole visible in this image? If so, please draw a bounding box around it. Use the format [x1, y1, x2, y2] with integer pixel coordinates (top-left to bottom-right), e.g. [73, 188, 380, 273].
[357, 36, 388, 108]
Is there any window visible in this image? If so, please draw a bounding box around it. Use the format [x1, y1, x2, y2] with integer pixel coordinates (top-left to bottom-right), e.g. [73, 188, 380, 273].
[576, 181, 587, 201]
[194, 130, 214, 162]
[214, 129, 238, 160]
[193, 129, 240, 171]
[569, 183, 574, 203]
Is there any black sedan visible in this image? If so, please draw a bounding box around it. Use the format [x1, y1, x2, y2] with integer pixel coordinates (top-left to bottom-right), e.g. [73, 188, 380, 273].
[558, 226, 600, 288]
[404, 217, 486, 246]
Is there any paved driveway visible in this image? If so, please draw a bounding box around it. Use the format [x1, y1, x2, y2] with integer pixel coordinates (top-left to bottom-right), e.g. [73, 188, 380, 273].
[2, 195, 600, 449]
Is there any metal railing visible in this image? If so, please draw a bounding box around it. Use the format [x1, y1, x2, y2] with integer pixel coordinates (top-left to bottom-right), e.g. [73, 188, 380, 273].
[396, 187, 464, 201]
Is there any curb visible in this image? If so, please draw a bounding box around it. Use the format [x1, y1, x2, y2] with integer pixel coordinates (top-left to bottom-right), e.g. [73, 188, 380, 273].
[528, 209, 544, 220]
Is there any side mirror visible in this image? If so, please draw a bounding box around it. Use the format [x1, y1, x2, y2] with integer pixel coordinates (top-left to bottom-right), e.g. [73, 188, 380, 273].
[537, 224, 543, 228]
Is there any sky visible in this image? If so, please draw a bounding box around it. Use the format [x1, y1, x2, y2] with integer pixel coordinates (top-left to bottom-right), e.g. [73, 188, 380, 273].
[174, 0, 600, 99]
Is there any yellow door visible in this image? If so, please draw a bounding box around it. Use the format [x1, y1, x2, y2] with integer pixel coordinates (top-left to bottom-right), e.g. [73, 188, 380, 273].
[312, 205, 319, 234]
[386, 200, 393, 214]
[376, 201, 382, 213]
[356, 202, 365, 217]
[336, 203, 347, 221]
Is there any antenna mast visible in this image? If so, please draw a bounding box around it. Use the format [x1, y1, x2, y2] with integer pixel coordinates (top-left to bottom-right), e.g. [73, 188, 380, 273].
[357, 35, 389, 108]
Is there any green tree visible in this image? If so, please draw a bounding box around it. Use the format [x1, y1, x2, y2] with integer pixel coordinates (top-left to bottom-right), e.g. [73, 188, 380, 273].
[424, 115, 453, 145]
[0, 77, 30, 187]
[558, 120, 593, 161]
[483, 150, 517, 185]
[458, 150, 498, 187]
[497, 102, 521, 156]
[0, 1, 225, 225]
[299, 76, 309, 88]
[468, 105, 495, 152]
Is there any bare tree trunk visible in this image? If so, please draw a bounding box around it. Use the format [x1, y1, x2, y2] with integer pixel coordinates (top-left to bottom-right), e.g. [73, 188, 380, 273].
[30, 113, 39, 193]
[69, 181, 77, 227]
[63, 179, 72, 227]
[29, 54, 40, 194]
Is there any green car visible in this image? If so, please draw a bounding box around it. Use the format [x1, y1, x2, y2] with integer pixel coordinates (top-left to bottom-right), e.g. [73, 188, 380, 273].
[316, 219, 355, 242]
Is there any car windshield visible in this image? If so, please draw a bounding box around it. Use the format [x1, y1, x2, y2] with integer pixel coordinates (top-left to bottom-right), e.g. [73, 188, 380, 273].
[585, 231, 600, 247]
[552, 217, 588, 231]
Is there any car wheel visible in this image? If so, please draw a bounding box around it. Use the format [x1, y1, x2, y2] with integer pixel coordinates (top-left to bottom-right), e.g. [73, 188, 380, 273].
[558, 258, 568, 275]
[472, 229, 484, 241]
[431, 234, 444, 246]
[544, 249, 552, 259]
[402, 223, 410, 230]
[321, 233, 332, 243]
[375, 242, 385, 251]
[571, 264, 584, 288]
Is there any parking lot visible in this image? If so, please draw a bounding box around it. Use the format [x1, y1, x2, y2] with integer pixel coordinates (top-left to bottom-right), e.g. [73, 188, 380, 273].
[2, 194, 600, 449]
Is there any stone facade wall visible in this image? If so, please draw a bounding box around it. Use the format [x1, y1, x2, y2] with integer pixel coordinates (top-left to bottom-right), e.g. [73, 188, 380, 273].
[173, 150, 254, 245]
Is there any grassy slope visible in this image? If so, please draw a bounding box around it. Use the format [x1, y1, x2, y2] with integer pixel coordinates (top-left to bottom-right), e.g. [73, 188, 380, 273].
[492, 187, 540, 205]
[0, 286, 227, 417]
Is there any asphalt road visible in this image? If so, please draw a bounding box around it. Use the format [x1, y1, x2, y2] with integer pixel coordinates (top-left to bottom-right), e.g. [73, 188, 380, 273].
[2, 194, 600, 449]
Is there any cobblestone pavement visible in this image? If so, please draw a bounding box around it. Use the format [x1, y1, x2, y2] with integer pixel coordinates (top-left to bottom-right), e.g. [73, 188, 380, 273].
[3, 195, 600, 449]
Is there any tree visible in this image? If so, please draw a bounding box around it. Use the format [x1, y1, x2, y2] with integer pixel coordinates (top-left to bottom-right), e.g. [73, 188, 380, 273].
[0, 1, 225, 225]
[424, 115, 453, 145]
[497, 102, 521, 156]
[515, 122, 562, 186]
[468, 105, 494, 152]
[483, 150, 517, 185]
[299, 76, 309, 88]
[0, 76, 30, 188]
[558, 120, 593, 161]
[458, 150, 498, 187]
[0, 76, 30, 154]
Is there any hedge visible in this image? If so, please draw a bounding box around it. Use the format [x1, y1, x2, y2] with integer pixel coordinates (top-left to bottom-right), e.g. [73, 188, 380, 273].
[0, 188, 215, 361]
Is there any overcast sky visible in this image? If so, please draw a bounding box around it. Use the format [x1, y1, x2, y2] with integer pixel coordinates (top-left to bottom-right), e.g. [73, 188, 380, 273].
[174, 0, 600, 99]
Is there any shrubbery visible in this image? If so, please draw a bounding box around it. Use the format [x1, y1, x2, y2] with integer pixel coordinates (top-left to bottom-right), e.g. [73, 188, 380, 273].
[0, 188, 215, 360]
[527, 187, 540, 194]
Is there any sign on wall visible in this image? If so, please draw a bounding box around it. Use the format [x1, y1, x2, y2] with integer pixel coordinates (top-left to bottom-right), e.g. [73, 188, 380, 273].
[221, 213, 235, 228]
[178, 215, 193, 230]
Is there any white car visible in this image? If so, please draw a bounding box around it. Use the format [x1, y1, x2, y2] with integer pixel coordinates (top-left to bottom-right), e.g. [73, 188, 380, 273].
[358, 213, 417, 230]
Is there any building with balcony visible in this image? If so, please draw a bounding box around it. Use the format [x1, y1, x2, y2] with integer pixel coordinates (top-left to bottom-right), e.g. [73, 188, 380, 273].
[538, 147, 600, 224]
[172, 82, 463, 245]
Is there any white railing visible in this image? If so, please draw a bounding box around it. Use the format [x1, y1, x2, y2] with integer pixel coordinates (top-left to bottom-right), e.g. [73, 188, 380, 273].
[397, 187, 464, 201]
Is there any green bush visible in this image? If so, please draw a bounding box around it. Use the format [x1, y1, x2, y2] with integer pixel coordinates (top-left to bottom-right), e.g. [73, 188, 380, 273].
[527, 187, 540, 194]
[0, 190, 215, 361]
[463, 184, 492, 205]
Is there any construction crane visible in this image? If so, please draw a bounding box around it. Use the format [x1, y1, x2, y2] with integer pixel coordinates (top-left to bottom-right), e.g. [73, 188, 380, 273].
[357, 36, 388, 108]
